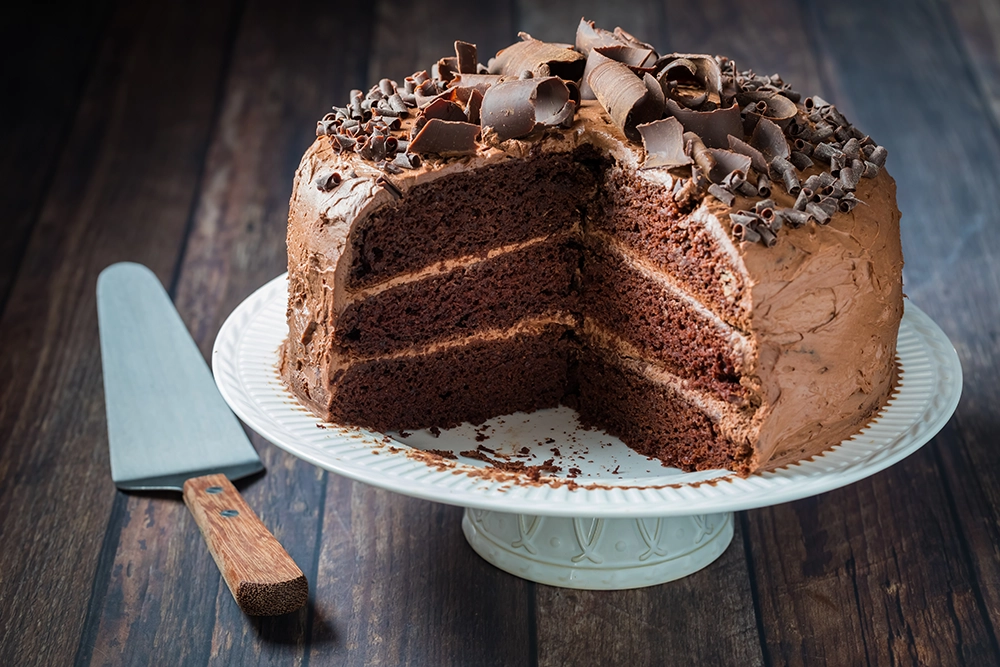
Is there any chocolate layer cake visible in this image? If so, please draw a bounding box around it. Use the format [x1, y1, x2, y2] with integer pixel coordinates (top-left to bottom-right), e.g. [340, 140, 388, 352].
[280, 21, 904, 476]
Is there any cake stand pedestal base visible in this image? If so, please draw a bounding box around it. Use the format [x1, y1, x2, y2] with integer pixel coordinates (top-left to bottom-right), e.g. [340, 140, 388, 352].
[462, 509, 734, 589]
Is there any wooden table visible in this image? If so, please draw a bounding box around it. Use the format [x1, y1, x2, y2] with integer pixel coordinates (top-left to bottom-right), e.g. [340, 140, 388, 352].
[2, 1, 998, 664]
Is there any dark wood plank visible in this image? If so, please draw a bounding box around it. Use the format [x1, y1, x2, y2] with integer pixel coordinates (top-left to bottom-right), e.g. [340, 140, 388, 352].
[947, 0, 1000, 131]
[735, 0, 1000, 664]
[79, 0, 375, 664]
[0, 3, 241, 666]
[312, 482, 534, 666]
[0, 2, 112, 312]
[535, 520, 764, 667]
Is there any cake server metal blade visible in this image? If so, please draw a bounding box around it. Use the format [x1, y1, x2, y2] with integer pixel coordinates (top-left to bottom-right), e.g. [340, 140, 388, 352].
[97, 262, 264, 491]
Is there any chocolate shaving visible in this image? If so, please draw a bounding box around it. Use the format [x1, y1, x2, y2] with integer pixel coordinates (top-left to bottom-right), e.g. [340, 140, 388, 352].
[750, 118, 789, 160]
[613, 26, 657, 52]
[727, 135, 768, 173]
[420, 97, 468, 123]
[869, 145, 888, 167]
[770, 156, 800, 195]
[806, 201, 832, 224]
[757, 173, 772, 197]
[433, 57, 459, 83]
[375, 174, 402, 199]
[840, 165, 861, 191]
[449, 73, 507, 94]
[656, 54, 723, 108]
[408, 118, 480, 156]
[488, 38, 586, 81]
[575, 18, 621, 55]
[732, 219, 761, 244]
[708, 183, 735, 206]
[455, 41, 478, 74]
[707, 148, 751, 184]
[839, 193, 862, 212]
[664, 98, 742, 149]
[480, 76, 576, 142]
[740, 91, 798, 128]
[314, 171, 341, 191]
[777, 208, 810, 228]
[589, 61, 664, 140]
[862, 161, 879, 178]
[794, 188, 812, 211]
[636, 117, 691, 169]
[580, 47, 611, 100]
[789, 151, 814, 171]
[684, 132, 716, 176]
[594, 44, 657, 71]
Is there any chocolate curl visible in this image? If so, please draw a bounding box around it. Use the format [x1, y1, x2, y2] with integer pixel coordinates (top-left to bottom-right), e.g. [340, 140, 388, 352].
[752, 174, 769, 198]
[732, 219, 762, 244]
[775, 208, 809, 228]
[840, 165, 861, 191]
[580, 47, 613, 100]
[480, 76, 576, 142]
[794, 187, 813, 211]
[736, 92, 798, 128]
[408, 118, 480, 156]
[455, 41, 478, 74]
[665, 98, 742, 149]
[375, 175, 402, 199]
[736, 180, 759, 197]
[728, 135, 768, 173]
[674, 165, 710, 209]
[789, 151, 814, 171]
[806, 201, 832, 225]
[804, 95, 830, 111]
[815, 196, 839, 217]
[770, 156, 801, 195]
[656, 54, 724, 108]
[750, 118, 790, 160]
[636, 117, 692, 169]
[862, 161, 879, 178]
[869, 145, 888, 167]
[758, 226, 778, 247]
[830, 153, 847, 176]
[842, 137, 861, 160]
[589, 61, 664, 140]
[420, 97, 468, 123]
[839, 193, 862, 212]
[684, 132, 716, 176]
[465, 88, 484, 124]
[314, 171, 342, 191]
[614, 26, 657, 52]
[707, 148, 751, 185]
[575, 18, 621, 55]
[488, 38, 586, 81]
[708, 183, 735, 206]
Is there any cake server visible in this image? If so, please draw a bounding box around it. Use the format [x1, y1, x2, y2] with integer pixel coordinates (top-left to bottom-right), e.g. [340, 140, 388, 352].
[97, 262, 307, 616]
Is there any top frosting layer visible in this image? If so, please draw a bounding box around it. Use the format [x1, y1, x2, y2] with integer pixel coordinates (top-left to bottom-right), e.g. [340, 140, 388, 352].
[311, 18, 889, 251]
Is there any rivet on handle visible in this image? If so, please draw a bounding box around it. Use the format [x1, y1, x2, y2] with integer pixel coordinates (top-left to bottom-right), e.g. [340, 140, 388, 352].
[206, 486, 223, 494]
[220, 509, 239, 517]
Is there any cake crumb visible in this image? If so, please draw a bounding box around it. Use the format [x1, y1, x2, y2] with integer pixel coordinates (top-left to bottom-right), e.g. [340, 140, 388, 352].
[429, 426, 441, 437]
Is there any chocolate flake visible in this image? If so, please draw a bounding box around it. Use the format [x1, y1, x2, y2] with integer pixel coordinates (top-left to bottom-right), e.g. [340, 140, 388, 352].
[869, 145, 888, 167]
[684, 132, 716, 176]
[408, 118, 480, 156]
[750, 117, 789, 160]
[375, 174, 402, 199]
[806, 201, 832, 224]
[594, 44, 657, 70]
[727, 135, 768, 173]
[455, 41, 478, 74]
[488, 37, 586, 81]
[776, 207, 810, 227]
[664, 98, 742, 149]
[636, 117, 691, 169]
[420, 97, 468, 123]
[708, 183, 735, 206]
[770, 155, 800, 195]
[575, 18, 622, 56]
[707, 148, 751, 185]
[314, 171, 341, 191]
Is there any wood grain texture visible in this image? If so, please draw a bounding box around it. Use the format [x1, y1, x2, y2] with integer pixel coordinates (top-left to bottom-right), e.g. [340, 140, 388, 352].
[183, 474, 308, 616]
[0, 2, 112, 314]
[535, 519, 764, 667]
[0, 2, 239, 666]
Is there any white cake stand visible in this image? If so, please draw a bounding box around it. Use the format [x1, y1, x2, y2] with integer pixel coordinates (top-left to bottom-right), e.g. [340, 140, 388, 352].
[213, 274, 962, 590]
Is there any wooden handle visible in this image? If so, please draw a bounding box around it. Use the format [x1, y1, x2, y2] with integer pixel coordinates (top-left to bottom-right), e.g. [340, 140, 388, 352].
[182, 474, 308, 616]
